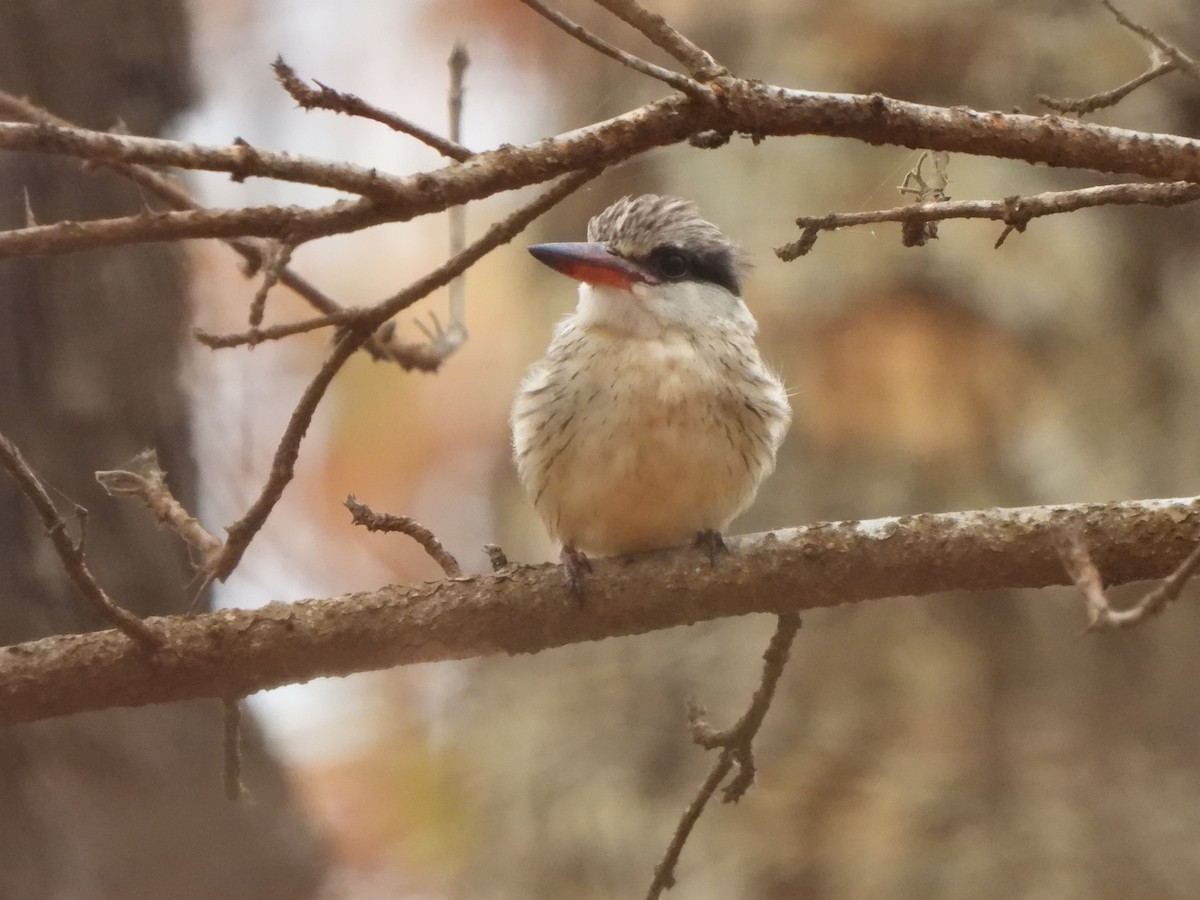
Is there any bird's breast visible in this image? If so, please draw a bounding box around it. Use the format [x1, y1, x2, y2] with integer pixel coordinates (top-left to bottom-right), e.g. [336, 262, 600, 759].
[512, 328, 789, 556]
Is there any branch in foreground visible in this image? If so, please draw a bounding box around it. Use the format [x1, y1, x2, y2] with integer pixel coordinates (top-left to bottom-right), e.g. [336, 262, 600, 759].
[647, 612, 800, 899]
[3, 496, 1199, 726]
[774, 181, 1200, 259]
[0, 432, 160, 648]
[1058, 531, 1200, 631]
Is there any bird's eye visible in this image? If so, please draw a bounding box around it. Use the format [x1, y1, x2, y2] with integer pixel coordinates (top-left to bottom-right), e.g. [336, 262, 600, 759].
[658, 251, 688, 279]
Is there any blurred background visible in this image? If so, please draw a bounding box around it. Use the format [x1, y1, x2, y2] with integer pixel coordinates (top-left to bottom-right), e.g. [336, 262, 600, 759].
[5, 0, 1200, 897]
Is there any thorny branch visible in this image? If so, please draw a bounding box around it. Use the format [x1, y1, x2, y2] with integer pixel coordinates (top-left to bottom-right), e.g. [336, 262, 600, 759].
[0, 432, 161, 648]
[775, 181, 1200, 259]
[647, 612, 800, 899]
[1057, 531, 1200, 632]
[344, 496, 463, 577]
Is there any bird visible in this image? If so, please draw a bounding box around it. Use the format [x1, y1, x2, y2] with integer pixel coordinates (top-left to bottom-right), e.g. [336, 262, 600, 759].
[511, 194, 792, 594]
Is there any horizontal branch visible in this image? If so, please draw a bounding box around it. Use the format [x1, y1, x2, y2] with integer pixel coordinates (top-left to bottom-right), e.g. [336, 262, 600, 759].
[2, 496, 1198, 725]
[775, 181, 1200, 259]
[8, 82, 1200, 258]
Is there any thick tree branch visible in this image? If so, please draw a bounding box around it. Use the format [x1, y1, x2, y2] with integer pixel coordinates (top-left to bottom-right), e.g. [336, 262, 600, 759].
[3, 496, 1199, 726]
[9, 84, 1200, 262]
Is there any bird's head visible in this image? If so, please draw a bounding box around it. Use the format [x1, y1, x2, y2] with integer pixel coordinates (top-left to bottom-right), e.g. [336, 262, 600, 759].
[528, 195, 751, 337]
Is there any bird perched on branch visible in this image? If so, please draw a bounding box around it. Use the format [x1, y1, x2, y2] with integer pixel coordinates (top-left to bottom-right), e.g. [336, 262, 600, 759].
[511, 194, 791, 594]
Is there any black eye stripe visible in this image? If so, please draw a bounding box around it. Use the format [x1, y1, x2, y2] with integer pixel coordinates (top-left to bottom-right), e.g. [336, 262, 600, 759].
[639, 244, 741, 296]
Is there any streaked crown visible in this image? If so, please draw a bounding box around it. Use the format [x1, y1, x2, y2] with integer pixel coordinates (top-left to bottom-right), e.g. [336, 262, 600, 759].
[586, 195, 747, 296]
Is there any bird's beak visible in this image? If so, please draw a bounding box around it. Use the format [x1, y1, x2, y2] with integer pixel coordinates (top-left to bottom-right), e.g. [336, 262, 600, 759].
[528, 242, 656, 291]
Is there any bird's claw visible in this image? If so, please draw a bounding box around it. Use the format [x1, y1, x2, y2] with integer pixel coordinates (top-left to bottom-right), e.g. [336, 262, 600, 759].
[694, 529, 728, 567]
[561, 544, 592, 600]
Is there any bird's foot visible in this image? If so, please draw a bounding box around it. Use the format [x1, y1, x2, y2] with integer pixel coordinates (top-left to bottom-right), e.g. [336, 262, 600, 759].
[561, 543, 593, 600]
[695, 529, 728, 567]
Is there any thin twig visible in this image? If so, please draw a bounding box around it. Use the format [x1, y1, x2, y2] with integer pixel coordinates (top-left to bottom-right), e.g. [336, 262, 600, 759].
[194, 312, 356, 349]
[248, 239, 295, 328]
[223, 698, 245, 802]
[1057, 531, 1200, 632]
[1039, 59, 1176, 115]
[1102, 1, 1200, 84]
[271, 56, 474, 162]
[775, 180, 1200, 259]
[591, 0, 726, 81]
[0, 431, 161, 648]
[386, 41, 475, 370]
[0, 120, 410, 201]
[208, 168, 600, 581]
[646, 612, 800, 899]
[95, 449, 223, 564]
[0, 197, 389, 260]
[519, 0, 706, 96]
[345, 496, 463, 577]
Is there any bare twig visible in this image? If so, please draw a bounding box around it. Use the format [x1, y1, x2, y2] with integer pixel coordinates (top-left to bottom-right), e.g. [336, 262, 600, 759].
[387, 41, 474, 370]
[1102, 1, 1200, 84]
[646, 612, 800, 898]
[775, 180, 1200, 260]
[0, 431, 161, 648]
[271, 56, 474, 162]
[484, 543, 511, 572]
[95, 449, 223, 564]
[1039, 59, 1176, 115]
[345, 496, 463, 577]
[247, 239, 295, 327]
[208, 168, 600, 581]
[1057, 531, 1200, 632]
[0, 197, 389, 260]
[5, 496, 1200, 726]
[194, 312, 355, 349]
[519, 0, 706, 96]
[223, 698, 245, 802]
[591, 0, 726, 81]
[0, 120, 410, 200]
[210, 328, 363, 582]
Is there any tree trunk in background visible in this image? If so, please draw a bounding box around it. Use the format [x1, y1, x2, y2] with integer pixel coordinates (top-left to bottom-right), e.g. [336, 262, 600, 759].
[455, 2, 1200, 898]
[0, 3, 327, 897]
